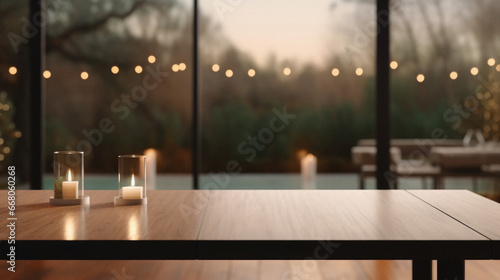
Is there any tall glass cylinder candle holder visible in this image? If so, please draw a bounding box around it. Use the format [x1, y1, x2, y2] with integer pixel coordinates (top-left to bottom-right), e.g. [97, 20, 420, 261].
[115, 155, 147, 206]
[50, 151, 89, 206]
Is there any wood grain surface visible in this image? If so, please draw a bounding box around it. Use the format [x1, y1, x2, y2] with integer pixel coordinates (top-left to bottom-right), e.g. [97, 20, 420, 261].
[198, 190, 487, 241]
[407, 189, 500, 258]
[0, 190, 498, 261]
[0, 190, 209, 240]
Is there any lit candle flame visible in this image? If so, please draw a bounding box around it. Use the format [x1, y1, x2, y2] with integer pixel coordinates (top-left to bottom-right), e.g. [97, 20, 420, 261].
[131, 174, 135, 187]
[67, 169, 72, 181]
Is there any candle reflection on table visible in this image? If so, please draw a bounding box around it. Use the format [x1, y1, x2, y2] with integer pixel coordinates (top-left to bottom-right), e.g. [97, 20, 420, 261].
[64, 214, 76, 240]
[127, 205, 148, 240]
[62, 205, 88, 240]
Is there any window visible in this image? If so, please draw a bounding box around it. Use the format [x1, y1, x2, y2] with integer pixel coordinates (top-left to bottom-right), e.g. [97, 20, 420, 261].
[0, 1, 30, 188]
[43, 1, 193, 189]
[199, 0, 376, 189]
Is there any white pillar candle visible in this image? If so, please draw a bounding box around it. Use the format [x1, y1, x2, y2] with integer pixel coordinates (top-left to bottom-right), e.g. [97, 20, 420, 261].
[301, 153, 317, 189]
[62, 170, 78, 199]
[122, 175, 143, 199]
[122, 186, 143, 199]
[144, 149, 157, 190]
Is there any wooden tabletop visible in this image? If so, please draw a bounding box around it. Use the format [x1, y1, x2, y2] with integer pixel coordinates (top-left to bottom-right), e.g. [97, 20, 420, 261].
[0, 190, 209, 259]
[0, 190, 498, 260]
[408, 190, 500, 259]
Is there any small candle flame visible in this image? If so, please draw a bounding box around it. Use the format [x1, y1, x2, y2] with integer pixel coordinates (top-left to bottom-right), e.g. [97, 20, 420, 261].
[67, 169, 72, 181]
[131, 174, 135, 187]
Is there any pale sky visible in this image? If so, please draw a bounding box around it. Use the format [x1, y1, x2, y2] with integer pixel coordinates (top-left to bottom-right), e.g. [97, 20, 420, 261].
[200, 0, 369, 67]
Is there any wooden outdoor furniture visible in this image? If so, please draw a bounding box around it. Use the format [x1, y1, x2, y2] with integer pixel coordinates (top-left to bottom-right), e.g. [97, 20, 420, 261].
[430, 146, 500, 189]
[351, 146, 440, 189]
[1, 189, 499, 280]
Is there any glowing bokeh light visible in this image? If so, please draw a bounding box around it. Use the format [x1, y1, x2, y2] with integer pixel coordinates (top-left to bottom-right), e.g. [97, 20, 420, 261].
[81, 72, 89, 80]
[43, 70, 51, 79]
[8, 67, 17, 75]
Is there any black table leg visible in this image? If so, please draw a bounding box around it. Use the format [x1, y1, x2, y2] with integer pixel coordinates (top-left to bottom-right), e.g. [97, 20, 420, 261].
[413, 259, 432, 280]
[437, 259, 464, 280]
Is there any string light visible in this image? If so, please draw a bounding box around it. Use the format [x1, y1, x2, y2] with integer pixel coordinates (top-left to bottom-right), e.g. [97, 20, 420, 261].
[416, 74, 425, 83]
[283, 67, 291, 76]
[8, 67, 17, 75]
[80, 72, 89, 80]
[43, 70, 51, 79]
[331, 68, 340, 77]
[470, 67, 479, 76]
[172, 64, 179, 72]
[355, 68, 363, 76]
[179, 63, 186, 71]
[487, 58, 496, 66]
[248, 69, 256, 77]
[225, 69, 233, 78]
[390, 61, 398, 70]
[135, 66, 143, 74]
[496, 65, 500, 72]
[450, 71, 458, 80]
[111, 66, 119, 74]
[212, 64, 220, 72]
[148, 55, 156, 64]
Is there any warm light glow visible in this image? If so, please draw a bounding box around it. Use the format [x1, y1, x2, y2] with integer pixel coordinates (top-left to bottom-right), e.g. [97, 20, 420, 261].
[148, 55, 156, 64]
[131, 174, 135, 187]
[331, 68, 340, 77]
[43, 70, 51, 79]
[64, 215, 76, 240]
[416, 74, 425, 83]
[67, 169, 73, 181]
[135, 66, 143, 74]
[283, 67, 291, 76]
[496, 64, 500, 72]
[248, 69, 256, 77]
[355, 68, 363, 76]
[470, 67, 479, 75]
[225, 69, 233, 78]
[3, 147, 10, 154]
[390, 61, 398, 70]
[297, 149, 307, 159]
[0, 154, 4, 161]
[172, 64, 179, 72]
[14, 131, 22, 138]
[212, 64, 220, 72]
[3, 104, 10, 111]
[0, 138, 4, 145]
[450, 71, 458, 80]
[9, 67, 17, 75]
[487, 58, 496, 66]
[128, 213, 140, 240]
[80, 72, 89, 80]
[111, 66, 119, 74]
[179, 63, 187, 71]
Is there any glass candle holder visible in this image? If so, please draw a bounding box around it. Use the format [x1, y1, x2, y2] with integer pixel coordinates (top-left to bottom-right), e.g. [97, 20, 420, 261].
[115, 155, 147, 205]
[51, 151, 89, 205]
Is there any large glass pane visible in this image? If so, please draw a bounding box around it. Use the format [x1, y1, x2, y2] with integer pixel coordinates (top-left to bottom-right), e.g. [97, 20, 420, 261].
[43, 0, 193, 190]
[200, 0, 376, 189]
[0, 1, 30, 188]
[391, 0, 500, 195]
